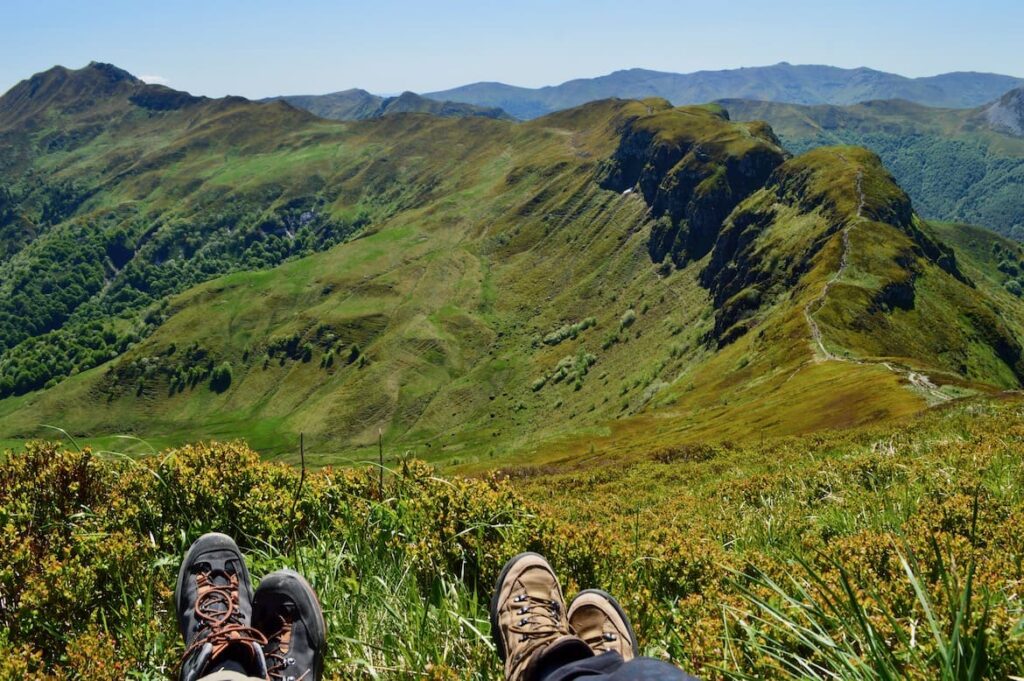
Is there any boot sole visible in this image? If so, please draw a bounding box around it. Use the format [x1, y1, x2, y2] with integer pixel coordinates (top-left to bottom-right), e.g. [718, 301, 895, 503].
[571, 588, 640, 657]
[174, 532, 253, 638]
[254, 569, 327, 679]
[489, 551, 545, 663]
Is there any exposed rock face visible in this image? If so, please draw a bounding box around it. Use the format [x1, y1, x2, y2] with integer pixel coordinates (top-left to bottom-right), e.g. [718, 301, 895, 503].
[129, 85, 205, 111]
[984, 87, 1024, 137]
[598, 105, 787, 267]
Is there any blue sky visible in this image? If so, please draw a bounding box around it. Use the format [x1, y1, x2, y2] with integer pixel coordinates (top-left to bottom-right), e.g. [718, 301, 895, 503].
[2, 0, 1022, 98]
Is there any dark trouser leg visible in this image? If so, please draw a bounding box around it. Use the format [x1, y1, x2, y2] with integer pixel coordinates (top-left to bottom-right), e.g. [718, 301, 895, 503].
[537, 651, 700, 681]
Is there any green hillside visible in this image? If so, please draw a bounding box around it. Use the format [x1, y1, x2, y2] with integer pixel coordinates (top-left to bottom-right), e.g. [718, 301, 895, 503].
[722, 96, 1024, 238]
[3, 63, 1024, 467]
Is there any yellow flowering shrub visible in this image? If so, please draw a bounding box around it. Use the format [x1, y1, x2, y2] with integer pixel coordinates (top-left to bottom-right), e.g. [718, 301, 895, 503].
[3, 399, 1024, 678]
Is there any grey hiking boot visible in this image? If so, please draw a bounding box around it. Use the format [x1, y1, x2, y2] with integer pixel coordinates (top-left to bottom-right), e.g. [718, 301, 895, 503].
[253, 569, 327, 681]
[567, 589, 639, 661]
[490, 552, 593, 681]
[175, 532, 268, 681]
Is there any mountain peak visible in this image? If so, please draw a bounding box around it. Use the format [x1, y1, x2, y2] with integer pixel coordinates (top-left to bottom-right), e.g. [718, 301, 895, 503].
[984, 86, 1024, 136]
[0, 62, 148, 129]
[84, 61, 143, 85]
[598, 102, 788, 267]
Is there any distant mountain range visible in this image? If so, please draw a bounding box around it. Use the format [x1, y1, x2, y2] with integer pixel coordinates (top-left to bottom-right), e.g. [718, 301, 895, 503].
[425, 63, 1024, 119]
[266, 89, 512, 121]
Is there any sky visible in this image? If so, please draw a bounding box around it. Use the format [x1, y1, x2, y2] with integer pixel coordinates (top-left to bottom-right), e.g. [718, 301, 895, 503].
[2, 0, 1022, 99]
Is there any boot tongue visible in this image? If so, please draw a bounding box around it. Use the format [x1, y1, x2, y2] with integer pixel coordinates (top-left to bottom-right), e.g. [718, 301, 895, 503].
[208, 641, 268, 678]
[527, 635, 594, 679]
[544, 635, 593, 661]
[206, 567, 236, 590]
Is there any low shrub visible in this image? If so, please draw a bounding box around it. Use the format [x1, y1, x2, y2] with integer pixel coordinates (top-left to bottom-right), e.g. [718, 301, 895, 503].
[6, 400, 1024, 679]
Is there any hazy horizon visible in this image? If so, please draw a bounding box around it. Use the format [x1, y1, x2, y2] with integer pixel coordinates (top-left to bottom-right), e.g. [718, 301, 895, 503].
[3, 0, 1023, 100]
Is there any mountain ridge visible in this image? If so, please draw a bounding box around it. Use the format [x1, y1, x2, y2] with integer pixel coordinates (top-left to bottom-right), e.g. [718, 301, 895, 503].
[426, 63, 1024, 119]
[2, 62, 1024, 462]
[267, 88, 513, 121]
[984, 86, 1024, 136]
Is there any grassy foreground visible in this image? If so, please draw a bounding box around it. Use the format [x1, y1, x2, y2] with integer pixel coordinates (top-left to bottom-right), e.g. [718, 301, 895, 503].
[5, 397, 1024, 679]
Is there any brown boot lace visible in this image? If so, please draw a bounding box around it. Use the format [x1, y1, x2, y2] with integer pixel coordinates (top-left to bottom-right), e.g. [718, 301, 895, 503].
[263, 614, 308, 681]
[181, 569, 268, 666]
[509, 593, 568, 664]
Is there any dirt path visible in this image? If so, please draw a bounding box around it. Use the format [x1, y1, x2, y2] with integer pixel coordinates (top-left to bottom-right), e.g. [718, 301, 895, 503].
[801, 158, 950, 403]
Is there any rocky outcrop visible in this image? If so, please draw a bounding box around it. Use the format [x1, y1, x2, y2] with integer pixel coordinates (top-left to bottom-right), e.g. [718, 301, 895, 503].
[983, 87, 1024, 137]
[598, 105, 787, 267]
[130, 85, 205, 111]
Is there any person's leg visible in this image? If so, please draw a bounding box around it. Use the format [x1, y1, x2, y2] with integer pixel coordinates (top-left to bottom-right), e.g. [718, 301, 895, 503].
[551, 589, 699, 680]
[537, 650, 625, 680]
[175, 533, 269, 681]
[541, 653, 700, 681]
[490, 552, 700, 681]
[252, 569, 327, 681]
[197, 671, 266, 681]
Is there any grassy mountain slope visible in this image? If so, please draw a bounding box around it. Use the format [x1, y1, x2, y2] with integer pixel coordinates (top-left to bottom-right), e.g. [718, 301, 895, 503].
[0, 62, 489, 398]
[0, 90, 791, 458]
[267, 88, 512, 121]
[722, 96, 1024, 239]
[426, 63, 1024, 119]
[3, 64, 1023, 467]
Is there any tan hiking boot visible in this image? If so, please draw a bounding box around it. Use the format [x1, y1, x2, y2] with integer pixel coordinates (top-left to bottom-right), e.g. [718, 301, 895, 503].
[490, 552, 591, 681]
[567, 589, 639, 661]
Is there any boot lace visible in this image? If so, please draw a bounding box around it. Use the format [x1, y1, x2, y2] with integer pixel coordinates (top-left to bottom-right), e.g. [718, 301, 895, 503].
[581, 629, 619, 652]
[264, 614, 309, 681]
[182, 569, 267, 665]
[508, 592, 567, 662]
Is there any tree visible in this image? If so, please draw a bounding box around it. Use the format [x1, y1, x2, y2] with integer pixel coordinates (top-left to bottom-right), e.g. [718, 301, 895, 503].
[209, 362, 233, 393]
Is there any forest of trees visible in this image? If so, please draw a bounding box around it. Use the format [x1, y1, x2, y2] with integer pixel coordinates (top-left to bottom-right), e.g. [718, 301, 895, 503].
[0, 179, 371, 398]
